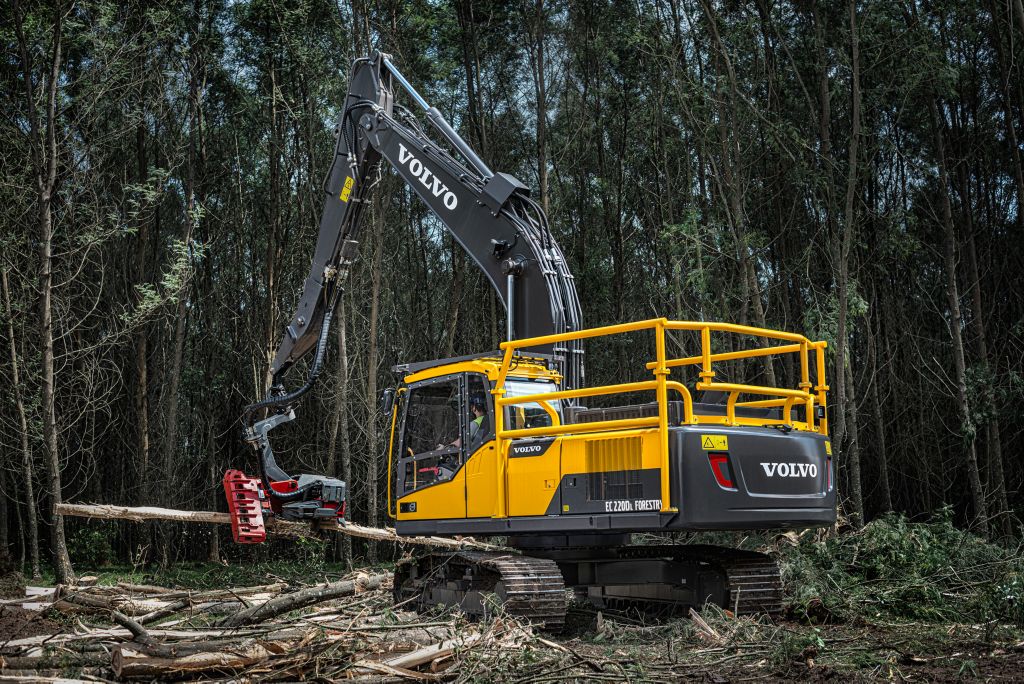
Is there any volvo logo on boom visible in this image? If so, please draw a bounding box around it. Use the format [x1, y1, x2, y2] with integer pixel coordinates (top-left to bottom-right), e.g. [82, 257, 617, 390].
[398, 143, 458, 210]
[761, 462, 818, 478]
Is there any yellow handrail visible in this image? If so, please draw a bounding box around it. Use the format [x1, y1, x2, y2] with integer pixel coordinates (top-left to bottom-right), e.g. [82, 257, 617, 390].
[489, 317, 828, 518]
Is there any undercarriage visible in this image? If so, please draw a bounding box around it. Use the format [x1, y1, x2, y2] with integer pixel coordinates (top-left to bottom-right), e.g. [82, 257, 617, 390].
[392, 536, 783, 629]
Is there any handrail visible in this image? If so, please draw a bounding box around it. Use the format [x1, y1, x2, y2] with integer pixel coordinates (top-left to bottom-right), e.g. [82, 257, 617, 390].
[490, 318, 828, 518]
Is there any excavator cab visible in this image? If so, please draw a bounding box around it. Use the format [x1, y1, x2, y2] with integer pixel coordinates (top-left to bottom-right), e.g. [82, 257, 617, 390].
[385, 354, 561, 521]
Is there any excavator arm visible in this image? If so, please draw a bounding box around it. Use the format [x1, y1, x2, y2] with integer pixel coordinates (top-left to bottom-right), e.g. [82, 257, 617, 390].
[227, 53, 582, 537]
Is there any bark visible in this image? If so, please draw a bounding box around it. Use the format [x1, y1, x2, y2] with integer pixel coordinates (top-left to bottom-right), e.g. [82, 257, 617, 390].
[1, 268, 40, 578]
[113, 642, 277, 679]
[835, 0, 863, 527]
[217, 574, 385, 627]
[160, 43, 202, 568]
[866, 306, 893, 512]
[54, 503, 501, 551]
[0, 469, 8, 560]
[964, 226, 1009, 537]
[365, 197, 384, 562]
[930, 99, 988, 536]
[14, 0, 74, 584]
[133, 123, 151, 501]
[327, 295, 353, 567]
[205, 421, 220, 562]
[263, 48, 282, 394]
[525, 0, 550, 215]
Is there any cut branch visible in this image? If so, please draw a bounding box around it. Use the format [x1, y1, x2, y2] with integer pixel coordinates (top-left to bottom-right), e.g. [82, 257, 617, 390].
[217, 574, 386, 628]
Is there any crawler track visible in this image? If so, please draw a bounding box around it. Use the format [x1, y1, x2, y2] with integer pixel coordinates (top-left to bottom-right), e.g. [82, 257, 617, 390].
[393, 544, 782, 627]
[394, 551, 567, 629]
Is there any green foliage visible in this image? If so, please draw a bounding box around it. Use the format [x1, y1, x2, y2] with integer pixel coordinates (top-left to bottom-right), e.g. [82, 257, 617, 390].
[67, 525, 116, 568]
[768, 626, 826, 671]
[782, 511, 1024, 625]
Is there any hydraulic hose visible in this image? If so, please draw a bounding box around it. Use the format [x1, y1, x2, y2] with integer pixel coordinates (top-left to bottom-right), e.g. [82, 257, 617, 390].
[243, 292, 338, 428]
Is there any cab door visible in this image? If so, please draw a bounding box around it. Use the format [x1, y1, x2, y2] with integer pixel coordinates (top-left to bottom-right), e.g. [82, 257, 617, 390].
[464, 373, 498, 518]
[393, 375, 467, 519]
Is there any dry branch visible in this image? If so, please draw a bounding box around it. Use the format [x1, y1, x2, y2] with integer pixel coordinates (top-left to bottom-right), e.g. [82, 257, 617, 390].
[217, 574, 386, 628]
[111, 641, 278, 679]
[55, 503, 500, 550]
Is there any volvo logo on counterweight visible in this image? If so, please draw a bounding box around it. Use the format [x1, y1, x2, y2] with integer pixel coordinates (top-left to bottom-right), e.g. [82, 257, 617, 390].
[398, 143, 458, 210]
[761, 462, 818, 478]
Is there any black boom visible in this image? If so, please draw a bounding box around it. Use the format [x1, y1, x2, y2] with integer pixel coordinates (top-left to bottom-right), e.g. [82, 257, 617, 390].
[243, 52, 583, 498]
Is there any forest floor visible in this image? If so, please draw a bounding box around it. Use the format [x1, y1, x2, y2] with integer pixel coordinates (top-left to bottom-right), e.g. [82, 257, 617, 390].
[3, 514, 1024, 681]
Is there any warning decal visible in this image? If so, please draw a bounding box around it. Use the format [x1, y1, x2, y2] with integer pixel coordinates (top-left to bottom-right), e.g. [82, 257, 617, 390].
[825, 441, 833, 455]
[700, 434, 729, 450]
[340, 176, 355, 202]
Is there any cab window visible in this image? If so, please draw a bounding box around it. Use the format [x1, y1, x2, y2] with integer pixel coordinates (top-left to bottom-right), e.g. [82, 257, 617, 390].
[398, 378, 462, 494]
[466, 374, 493, 453]
[503, 379, 560, 430]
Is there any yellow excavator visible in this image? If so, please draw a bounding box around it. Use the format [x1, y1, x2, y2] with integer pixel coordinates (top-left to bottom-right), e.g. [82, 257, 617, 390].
[224, 53, 834, 628]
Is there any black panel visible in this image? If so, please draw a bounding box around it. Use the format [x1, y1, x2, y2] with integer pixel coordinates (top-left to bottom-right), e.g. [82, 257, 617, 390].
[559, 469, 663, 516]
[670, 425, 836, 529]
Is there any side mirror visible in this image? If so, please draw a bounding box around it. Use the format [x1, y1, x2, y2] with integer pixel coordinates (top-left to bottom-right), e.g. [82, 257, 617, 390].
[379, 387, 395, 417]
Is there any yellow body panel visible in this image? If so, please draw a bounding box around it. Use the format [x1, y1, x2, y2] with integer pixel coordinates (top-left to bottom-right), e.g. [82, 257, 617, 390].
[505, 442, 562, 517]
[465, 443, 499, 518]
[559, 430, 662, 478]
[396, 467, 466, 520]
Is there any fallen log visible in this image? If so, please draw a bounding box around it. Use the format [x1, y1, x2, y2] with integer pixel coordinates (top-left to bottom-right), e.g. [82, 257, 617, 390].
[218, 573, 386, 628]
[56, 503, 501, 551]
[111, 641, 278, 679]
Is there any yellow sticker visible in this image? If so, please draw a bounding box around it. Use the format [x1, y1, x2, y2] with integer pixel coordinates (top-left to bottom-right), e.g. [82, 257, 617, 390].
[825, 441, 833, 455]
[339, 176, 354, 202]
[700, 434, 728, 450]
[562, 504, 570, 512]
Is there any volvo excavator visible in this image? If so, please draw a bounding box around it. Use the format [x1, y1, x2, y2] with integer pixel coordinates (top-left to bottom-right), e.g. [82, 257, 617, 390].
[223, 52, 836, 628]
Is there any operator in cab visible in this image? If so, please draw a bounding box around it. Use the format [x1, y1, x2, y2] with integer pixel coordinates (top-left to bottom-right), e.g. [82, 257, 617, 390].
[467, 394, 488, 452]
[437, 394, 488, 453]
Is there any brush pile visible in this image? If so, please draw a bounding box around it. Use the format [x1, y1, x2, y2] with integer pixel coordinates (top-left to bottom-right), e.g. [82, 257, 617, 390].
[0, 571, 542, 681]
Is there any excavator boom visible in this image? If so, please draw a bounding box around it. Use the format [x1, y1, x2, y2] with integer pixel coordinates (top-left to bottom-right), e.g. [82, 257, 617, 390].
[232, 52, 582, 529]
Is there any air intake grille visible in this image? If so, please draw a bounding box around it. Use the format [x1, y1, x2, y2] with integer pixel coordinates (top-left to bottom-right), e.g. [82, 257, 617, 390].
[585, 436, 643, 501]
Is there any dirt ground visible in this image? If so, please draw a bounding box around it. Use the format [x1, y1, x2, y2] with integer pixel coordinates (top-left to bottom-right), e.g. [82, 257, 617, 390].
[0, 605, 67, 640]
[536, 605, 1024, 682]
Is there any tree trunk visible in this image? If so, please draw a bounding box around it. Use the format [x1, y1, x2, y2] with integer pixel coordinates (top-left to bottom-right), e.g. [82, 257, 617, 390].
[930, 99, 988, 536]
[525, 0, 550, 215]
[327, 295, 353, 568]
[844, 359, 864, 525]
[263, 42, 283, 394]
[365, 196, 384, 563]
[206, 421, 220, 562]
[133, 123, 151, 504]
[160, 30, 203, 567]
[834, 0, 863, 527]
[866, 306, 893, 512]
[1, 268, 41, 579]
[14, 0, 74, 584]
[964, 226, 1009, 537]
[0, 468, 8, 562]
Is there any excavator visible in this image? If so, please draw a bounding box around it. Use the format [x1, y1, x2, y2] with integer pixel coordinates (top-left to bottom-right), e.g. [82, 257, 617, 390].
[223, 52, 836, 628]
